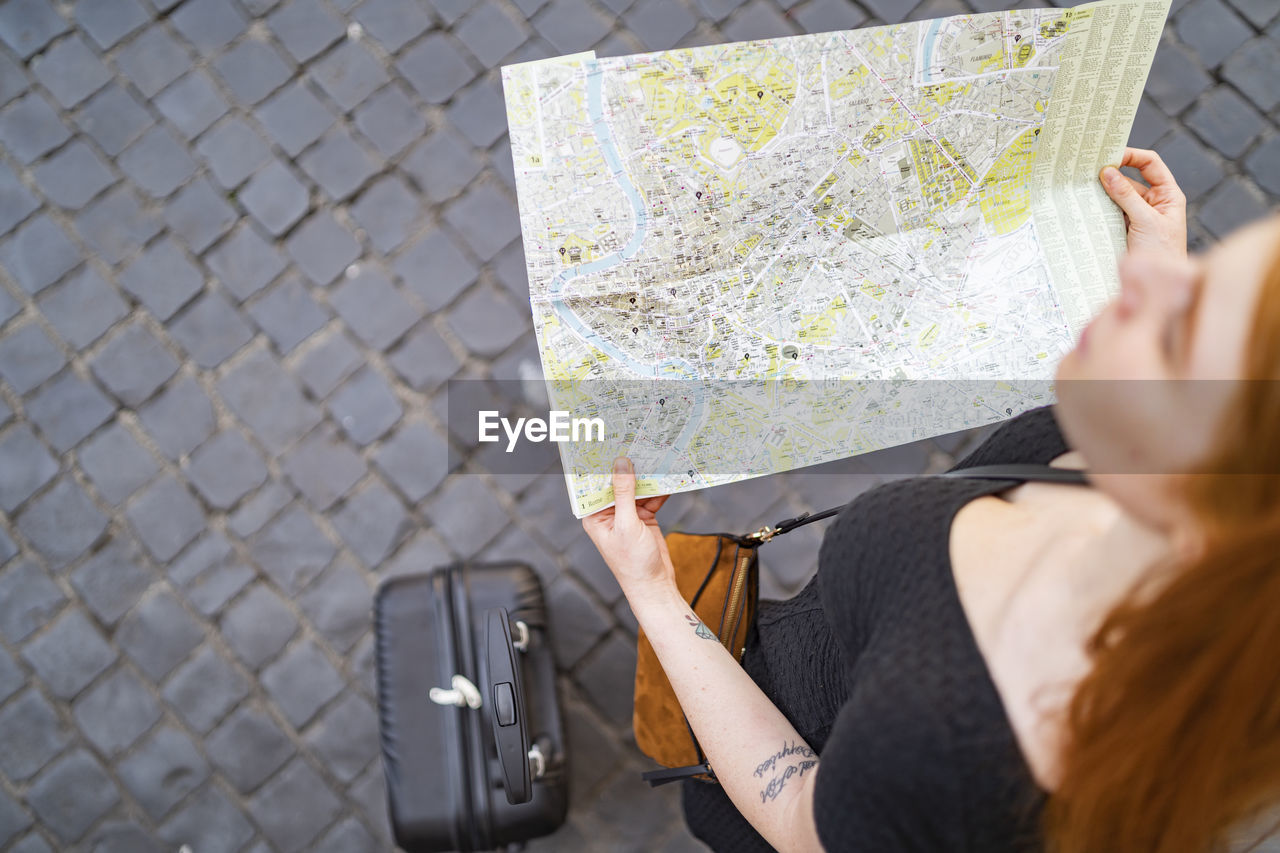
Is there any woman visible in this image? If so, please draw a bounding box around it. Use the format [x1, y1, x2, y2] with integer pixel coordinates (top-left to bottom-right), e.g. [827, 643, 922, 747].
[583, 147, 1280, 852]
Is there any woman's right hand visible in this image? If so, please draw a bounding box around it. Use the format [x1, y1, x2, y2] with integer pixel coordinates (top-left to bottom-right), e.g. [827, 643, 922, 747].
[1099, 147, 1188, 260]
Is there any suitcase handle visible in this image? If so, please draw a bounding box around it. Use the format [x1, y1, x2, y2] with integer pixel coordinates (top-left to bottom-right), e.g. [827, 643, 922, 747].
[487, 608, 534, 805]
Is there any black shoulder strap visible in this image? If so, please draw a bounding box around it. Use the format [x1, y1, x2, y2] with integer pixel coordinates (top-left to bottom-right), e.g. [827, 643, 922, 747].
[752, 463, 1088, 543]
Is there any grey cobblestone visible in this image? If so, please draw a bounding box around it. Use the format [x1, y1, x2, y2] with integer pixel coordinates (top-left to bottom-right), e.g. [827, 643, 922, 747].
[84, 822, 164, 853]
[1147, 36, 1213, 114]
[444, 182, 521, 260]
[534, 0, 613, 52]
[170, 0, 249, 56]
[457, 2, 527, 66]
[158, 784, 256, 853]
[261, 638, 344, 727]
[196, 116, 273, 189]
[0, 93, 69, 165]
[164, 178, 238, 253]
[68, 535, 154, 624]
[448, 77, 508, 147]
[1185, 87, 1265, 158]
[16, 476, 107, 568]
[207, 704, 296, 790]
[77, 422, 159, 505]
[117, 725, 210, 819]
[280, 426, 366, 509]
[353, 0, 433, 52]
[25, 749, 118, 843]
[248, 757, 342, 852]
[207, 224, 288, 301]
[255, 80, 337, 156]
[117, 125, 199, 199]
[328, 365, 403, 444]
[239, 159, 311, 236]
[0, 160, 39, 236]
[228, 479, 292, 537]
[285, 210, 361, 285]
[626, 0, 698, 49]
[330, 268, 420, 349]
[388, 323, 461, 391]
[153, 70, 229, 139]
[0, 559, 64, 644]
[332, 480, 410, 563]
[350, 174, 421, 252]
[373, 420, 450, 501]
[114, 25, 190, 98]
[1198, 175, 1270, 238]
[315, 817, 379, 853]
[75, 0, 149, 50]
[250, 504, 336, 592]
[72, 666, 162, 755]
[213, 37, 295, 105]
[299, 127, 380, 201]
[447, 284, 530, 357]
[74, 83, 151, 156]
[293, 331, 362, 396]
[31, 140, 113, 210]
[0, 0, 68, 59]
[403, 128, 483, 204]
[269, 0, 346, 63]
[305, 692, 378, 782]
[218, 348, 321, 453]
[24, 369, 115, 451]
[0, 786, 31, 847]
[310, 40, 388, 111]
[247, 275, 329, 353]
[35, 266, 127, 349]
[0, 49, 25, 107]
[185, 430, 268, 508]
[30, 34, 109, 109]
[1245, 135, 1280, 196]
[138, 376, 216, 459]
[90, 321, 180, 406]
[1, 213, 80, 294]
[163, 645, 251, 733]
[0, 645, 22, 700]
[167, 291, 255, 369]
[353, 83, 425, 157]
[124, 474, 205, 562]
[72, 185, 161, 265]
[297, 558, 370, 652]
[0, 424, 59, 513]
[219, 584, 299, 669]
[173, 534, 255, 616]
[22, 605, 116, 699]
[397, 34, 476, 104]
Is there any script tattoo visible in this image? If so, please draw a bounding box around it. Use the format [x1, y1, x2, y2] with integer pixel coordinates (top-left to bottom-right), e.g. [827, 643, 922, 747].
[753, 740, 816, 778]
[759, 759, 818, 802]
[755, 740, 818, 803]
[684, 613, 716, 640]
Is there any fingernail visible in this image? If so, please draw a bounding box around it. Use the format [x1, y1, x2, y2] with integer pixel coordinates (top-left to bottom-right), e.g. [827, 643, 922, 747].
[614, 457, 630, 474]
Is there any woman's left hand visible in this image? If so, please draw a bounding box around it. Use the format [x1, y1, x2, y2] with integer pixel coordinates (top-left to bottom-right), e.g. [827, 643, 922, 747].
[581, 457, 674, 600]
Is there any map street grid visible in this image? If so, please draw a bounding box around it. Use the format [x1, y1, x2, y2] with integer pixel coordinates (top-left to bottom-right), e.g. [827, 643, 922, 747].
[501, 0, 1173, 517]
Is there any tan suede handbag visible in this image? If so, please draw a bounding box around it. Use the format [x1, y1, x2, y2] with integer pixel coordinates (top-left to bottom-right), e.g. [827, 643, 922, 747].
[631, 463, 1091, 787]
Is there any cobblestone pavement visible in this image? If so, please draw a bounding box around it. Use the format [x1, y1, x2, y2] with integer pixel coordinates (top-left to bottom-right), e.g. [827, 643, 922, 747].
[0, 0, 1275, 849]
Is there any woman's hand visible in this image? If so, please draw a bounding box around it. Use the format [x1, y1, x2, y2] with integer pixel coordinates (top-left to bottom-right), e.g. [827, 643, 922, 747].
[581, 457, 674, 601]
[1099, 147, 1188, 259]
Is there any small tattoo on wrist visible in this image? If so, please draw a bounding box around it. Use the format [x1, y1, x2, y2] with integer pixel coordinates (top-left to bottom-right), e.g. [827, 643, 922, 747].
[684, 613, 716, 640]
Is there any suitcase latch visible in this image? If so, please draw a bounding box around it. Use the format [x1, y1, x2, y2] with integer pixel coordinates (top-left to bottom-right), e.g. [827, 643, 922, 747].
[429, 675, 483, 709]
[511, 620, 529, 653]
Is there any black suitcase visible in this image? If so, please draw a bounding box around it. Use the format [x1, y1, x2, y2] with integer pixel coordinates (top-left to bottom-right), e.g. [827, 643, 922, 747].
[374, 562, 568, 851]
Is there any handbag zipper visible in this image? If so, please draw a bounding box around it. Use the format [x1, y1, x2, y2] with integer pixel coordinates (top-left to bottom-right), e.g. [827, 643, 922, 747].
[721, 550, 751, 656]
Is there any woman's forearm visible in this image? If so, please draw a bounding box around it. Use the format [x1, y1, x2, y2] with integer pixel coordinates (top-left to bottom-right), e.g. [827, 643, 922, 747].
[629, 581, 824, 852]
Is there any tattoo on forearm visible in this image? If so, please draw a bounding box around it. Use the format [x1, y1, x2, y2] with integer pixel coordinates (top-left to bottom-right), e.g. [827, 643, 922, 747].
[759, 759, 818, 803]
[754, 740, 816, 778]
[684, 613, 716, 640]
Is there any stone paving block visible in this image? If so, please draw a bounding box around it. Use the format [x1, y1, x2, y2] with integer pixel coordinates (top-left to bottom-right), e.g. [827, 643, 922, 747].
[0, 424, 58, 513]
[197, 117, 272, 190]
[248, 275, 329, 353]
[72, 184, 161, 265]
[285, 210, 361, 284]
[300, 127, 380, 201]
[22, 605, 116, 699]
[90, 321, 180, 406]
[7, 832, 52, 853]
[186, 430, 268, 508]
[353, 0, 433, 52]
[1176, 0, 1251, 69]
[24, 749, 119, 844]
[1146, 37, 1212, 115]
[255, 80, 337, 157]
[75, 0, 149, 50]
[138, 376, 215, 459]
[158, 784, 256, 853]
[354, 83, 425, 157]
[373, 421, 450, 502]
[83, 822, 165, 853]
[298, 558, 370, 652]
[348, 761, 392, 841]
[332, 480, 410, 564]
[171, 0, 248, 54]
[218, 348, 322, 453]
[261, 638, 344, 727]
[510, 0, 551, 16]
[1198, 176, 1270, 239]
[1245, 135, 1280, 197]
[16, 474, 107, 567]
[228, 478, 292, 537]
[207, 224, 288, 300]
[173, 536, 255, 616]
[330, 267, 421, 350]
[396, 33, 476, 104]
[0, 786, 31, 847]
[117, 125, 199, 199]
[125, 474, 205, 562]
[402, 128, 482, 204]
[574, 631, 636, 727]
[723, 0, 797, 40]
[314, 817, 378, 853]
[251, 504, 337, 592]
[0, 92, 69, 164]
[31, 139, 114, 210]
[72, 666, 161, 755]
[488, 135, 517, 190]
[456, 1, 526, 67]
[1227, 0, 1279, 25]
[167, 529, 235, 591]
[30, 34, 109, 108]
[0, 49, 26, 107]
[447, 284, 530, 357]
[562, 699, 622, 798]
[168, 291, 254, 369]
[695, 0, 747, 22]
[0, 285, 15, 325]
[69, 535, 154, 624]
[794, 0, 867, 32]
[220, 584, 299, 669]
[350, 175, 421, 253]
[428, 0, 474, 25]
[248, 758, 342, 853]
[348, 627, 376, 694]
[0, 645, 22, 701]
[36, 267, 125, 350]
[533, 0, 612, 53]
[115, 25, 191, 98]
[310, 40, 389, 111]
[443, 183, 521, 261]
[207, 704, 296, 790]
[447, 77, 507, 147]
[0, 0, 68, 58]
[382, 531, 450, 581]
[73, 82, 151, 156]
[330, 366, 403, 445]
[305, 692, 378, 784]
[213, 37, 295, 105]
[117, 724, 210, 819]
[24, 369, 114, 451]
[294, 331, 362, 396]
[165, 178, 238, 254]
[0, 160, 39, 236]
[116, 586, 205, 682]
[625, 0, 697, 49]
[547, 573, 612, 668]
[280, 426, 366, 509]
[239, 159, 311, 237]
[154, 70, 229, 140]
[77, 421, 158, 504]
[1222, 37, 1280, 114]
[565, 532, 621, 603]
[0, 557, 65, 645]
[269, 0, 345, 62]
[388, 324, 461, 392]
[424, 475, 509, 556]
[491, 239, 529, 301]
[1, 213, 79, 294]
[1185, 87, 1265, 159]
[164, 645, 251, 733]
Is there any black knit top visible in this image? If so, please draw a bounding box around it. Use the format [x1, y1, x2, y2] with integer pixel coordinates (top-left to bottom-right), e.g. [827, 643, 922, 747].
[681, 403, 1071, 852]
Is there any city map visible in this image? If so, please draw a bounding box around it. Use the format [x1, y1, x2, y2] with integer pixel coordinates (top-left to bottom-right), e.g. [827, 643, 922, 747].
[501, 0, 1172, 517]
